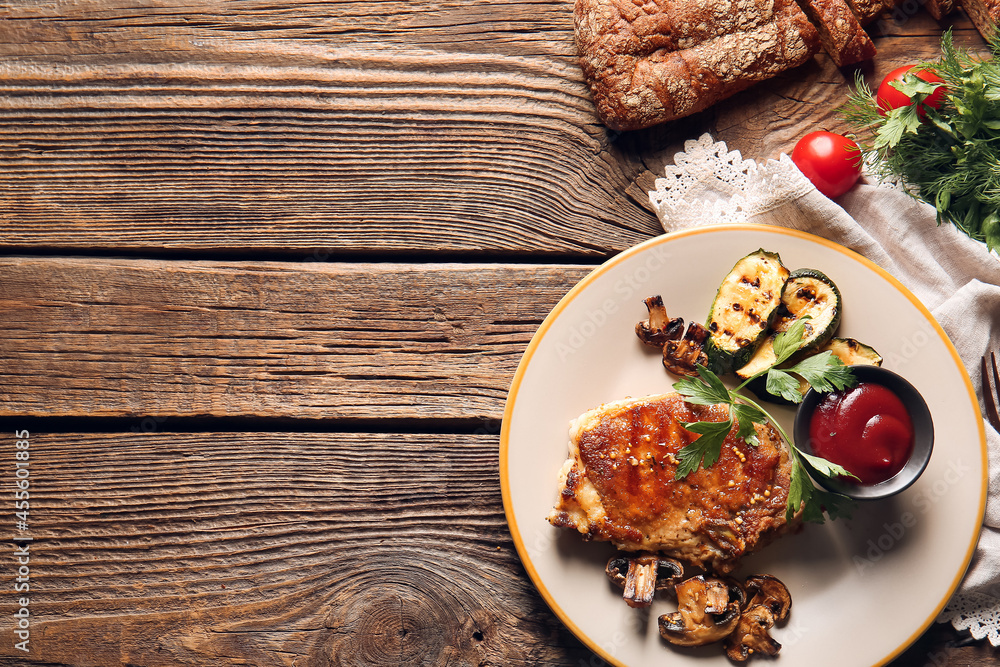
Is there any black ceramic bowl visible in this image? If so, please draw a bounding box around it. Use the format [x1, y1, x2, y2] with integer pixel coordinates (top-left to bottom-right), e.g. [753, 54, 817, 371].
[793, 365, 934, 501]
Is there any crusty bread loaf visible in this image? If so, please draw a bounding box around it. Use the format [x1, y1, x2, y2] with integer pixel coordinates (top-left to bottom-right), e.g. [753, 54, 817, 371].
[924, 0, 956, 21]
[795, 0, 877, 66]
[575, 0, 822, 131]
[961, 0, 1000, 39]
[574, 0, 982, 131]
[843, 0, 888, 24]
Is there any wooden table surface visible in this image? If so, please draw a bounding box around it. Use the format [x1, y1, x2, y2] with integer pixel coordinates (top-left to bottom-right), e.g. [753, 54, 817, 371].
[1, 2, 996, 665]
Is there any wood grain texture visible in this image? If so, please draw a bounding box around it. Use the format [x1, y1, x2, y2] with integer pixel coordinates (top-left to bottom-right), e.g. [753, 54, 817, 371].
[0, 4, 985, 256]
[1, 3, 997, 666]
[0, 430, 991, 667]
[0, 431, 596, 666]
[0, 257, 594, 421]
[0, 0, 662, 257]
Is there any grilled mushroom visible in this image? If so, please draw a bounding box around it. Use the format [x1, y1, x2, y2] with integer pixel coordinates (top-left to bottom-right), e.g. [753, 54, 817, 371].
[725, 575, 791, 661]
[605, 553, 684, 608]
[635, 295, 685, 348]
[725, 604, 781, 661]
[658, 575, 745, 647]
[662, 322, 710, 377]
[744, 574, 791, 620]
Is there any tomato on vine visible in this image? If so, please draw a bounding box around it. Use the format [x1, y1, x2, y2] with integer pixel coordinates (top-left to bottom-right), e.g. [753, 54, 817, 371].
[791, 131, 863, 199]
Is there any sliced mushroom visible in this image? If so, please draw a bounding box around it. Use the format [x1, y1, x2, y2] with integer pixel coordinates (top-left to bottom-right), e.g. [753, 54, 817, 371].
[657, 575, 744, 647]
[725, 575, 791, 661]
[662, 321, 710, 377]
[605, 553, 684, 608]
[725, 604, 781, 661]
[635, 295, 685, 348]
[744, 574, 791, 621]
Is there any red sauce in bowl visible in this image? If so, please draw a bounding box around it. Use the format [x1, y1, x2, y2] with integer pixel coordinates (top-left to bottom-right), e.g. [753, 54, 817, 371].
[808, 382, 915, 485]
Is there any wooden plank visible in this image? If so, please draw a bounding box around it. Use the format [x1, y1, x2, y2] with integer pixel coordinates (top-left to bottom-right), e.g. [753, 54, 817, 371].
[0, 4, 983, 256]
[0, 257, 595, 421]
[0, 0, 662, 257]
[0, 431, 991, 666]
[0, 430, 598, 666]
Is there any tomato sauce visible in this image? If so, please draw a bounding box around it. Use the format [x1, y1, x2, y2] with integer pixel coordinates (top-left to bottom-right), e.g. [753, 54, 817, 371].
[808, 382, 915, 485]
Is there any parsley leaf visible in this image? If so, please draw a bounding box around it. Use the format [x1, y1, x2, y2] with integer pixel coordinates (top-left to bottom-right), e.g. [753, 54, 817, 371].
[787, 459, 819, 523]
[785, 351, 856, 393]
[841, 28, 1000, 252]
[731, 402, 765, 446]
[674, 419, 733, 478]
[674, 364, 731, 405]
[816, 490, 857, 522]
[786, 451, 857, 522]
[874, 105, 922, 150]
[770, 318, 811, 366]
[763, 351, 855, 404]
[765, 369, 807, 404]
[892, 72, 945, 100]
[799, 449, 859, 481]
[668, 309, 858, 522]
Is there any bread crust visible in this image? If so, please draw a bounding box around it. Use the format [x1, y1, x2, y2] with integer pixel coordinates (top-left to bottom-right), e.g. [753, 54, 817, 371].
[795, 0, 877, 66]
[575, 0, 822, 131]
[843, 0, 887, 25]
[959, 0, 997, 38]
[923, 0, 956, 21]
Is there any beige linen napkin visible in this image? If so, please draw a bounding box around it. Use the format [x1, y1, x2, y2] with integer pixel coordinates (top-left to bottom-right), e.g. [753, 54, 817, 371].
[649, 134, 1000, 644]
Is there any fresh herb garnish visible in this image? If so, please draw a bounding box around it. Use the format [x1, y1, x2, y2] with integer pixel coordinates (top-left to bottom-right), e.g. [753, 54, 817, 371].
[672, 319, 859, 522]
[840, 28, 1000, 252]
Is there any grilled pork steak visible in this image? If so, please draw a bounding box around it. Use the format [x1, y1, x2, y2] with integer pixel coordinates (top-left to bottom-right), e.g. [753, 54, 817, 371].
[547, 393, 794, 574]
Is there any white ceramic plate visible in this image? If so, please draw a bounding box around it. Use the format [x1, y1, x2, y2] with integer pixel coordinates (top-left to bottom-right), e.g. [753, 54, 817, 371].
[500, 225, 987, 667]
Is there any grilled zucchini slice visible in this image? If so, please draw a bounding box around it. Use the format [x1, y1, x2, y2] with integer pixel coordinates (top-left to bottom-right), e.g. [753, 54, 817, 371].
[705, 249, 789, 374]
[735, 268, 843, 380]
[822, 337, 883, 367]
[783, 337, 883, 399]
[747, 337, 883, 404]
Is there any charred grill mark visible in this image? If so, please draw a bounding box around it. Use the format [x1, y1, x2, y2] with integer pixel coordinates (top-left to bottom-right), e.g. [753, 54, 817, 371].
[563, 467, 581, 497]
[796, 286, 818, 300]
[731, 303, 742, 311]
[740, 276, 762, 289]
[709, 322, 718, 333]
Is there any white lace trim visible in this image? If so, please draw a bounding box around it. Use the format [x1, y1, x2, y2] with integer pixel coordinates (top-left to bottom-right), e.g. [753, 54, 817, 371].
[647, 133, 815, 230]
[648, 132, 1000, 643]
[941, 591, 1000, 646]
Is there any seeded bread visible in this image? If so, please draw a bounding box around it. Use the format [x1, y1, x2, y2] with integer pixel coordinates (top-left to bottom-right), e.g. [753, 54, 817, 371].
[575, 0, 822, 131]
[924, 0, 956, 21]
[959, 0, 999, 39]
[794, 0, 877, 66]
[843, 0, 888, 24]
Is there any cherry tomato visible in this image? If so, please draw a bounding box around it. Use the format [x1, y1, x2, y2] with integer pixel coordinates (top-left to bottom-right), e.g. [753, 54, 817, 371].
[876, 65, 946, 116]
[791, 131, 862, 199]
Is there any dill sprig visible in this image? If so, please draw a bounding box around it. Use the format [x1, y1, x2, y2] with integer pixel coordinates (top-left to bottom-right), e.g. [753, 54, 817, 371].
[840, 29, 1000, 251]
